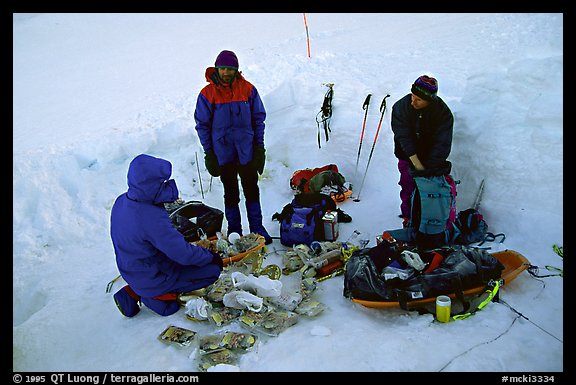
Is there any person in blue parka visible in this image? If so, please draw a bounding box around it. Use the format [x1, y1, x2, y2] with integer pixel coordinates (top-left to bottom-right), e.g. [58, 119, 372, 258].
[110, 154, 223, 317]
[194, 50, 272, 244]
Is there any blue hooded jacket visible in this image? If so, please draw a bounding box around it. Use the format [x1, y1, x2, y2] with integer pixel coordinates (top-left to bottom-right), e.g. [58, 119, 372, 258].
[110, 154, 214, 297]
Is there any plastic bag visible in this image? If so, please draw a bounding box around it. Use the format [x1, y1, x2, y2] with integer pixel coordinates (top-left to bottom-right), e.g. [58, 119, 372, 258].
[223, 290, 263, 312]
[184, 297, 212, 321]
[231, 271, 282, 298]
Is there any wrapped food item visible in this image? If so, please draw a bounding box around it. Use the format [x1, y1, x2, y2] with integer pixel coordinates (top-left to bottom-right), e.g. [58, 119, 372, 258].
[206, 274, 234, 303]
[157, 325, 196, 348]
[198, 332, 258, 354]
[240, 307, 299, 337]
[198, 349, 238, 372]
[207, 305, 242, 327]
[295, 296, 326, 317]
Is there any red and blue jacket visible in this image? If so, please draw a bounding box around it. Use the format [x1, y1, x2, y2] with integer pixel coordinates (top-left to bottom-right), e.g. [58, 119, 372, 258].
[194, 67, 266, 166]
[110, 154, 214, 297]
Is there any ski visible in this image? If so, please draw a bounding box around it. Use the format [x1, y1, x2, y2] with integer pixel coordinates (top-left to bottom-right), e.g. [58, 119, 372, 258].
[473, 179, 485, 211]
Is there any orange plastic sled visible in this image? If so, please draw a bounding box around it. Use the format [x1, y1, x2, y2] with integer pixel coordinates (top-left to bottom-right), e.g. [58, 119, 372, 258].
[351, 249, 530, 309]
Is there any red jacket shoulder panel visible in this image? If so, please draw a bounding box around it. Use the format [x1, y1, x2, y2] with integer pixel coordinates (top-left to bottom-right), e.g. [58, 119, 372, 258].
[201, 68, 254, 105]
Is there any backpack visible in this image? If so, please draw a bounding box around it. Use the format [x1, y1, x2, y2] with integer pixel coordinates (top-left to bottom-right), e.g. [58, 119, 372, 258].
[385, 176, 498, 249]
[408, 175, 458, 250]
[387, 206, 494, 249]
[290, 164, 352, 203]
[308, 170, 346, 192]
[290, 164, 340, 193]
[165, 201, 224, 242]
[272, 192, 338, 247]
[450, 208, 489, 245]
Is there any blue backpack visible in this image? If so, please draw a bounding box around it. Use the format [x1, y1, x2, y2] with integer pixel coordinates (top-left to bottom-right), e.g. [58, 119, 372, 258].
[272, 192, 337, 247]
[409, 175, 458, 249]
[450, 208, 489, 245]
[387, 177, 495, 249]
[387, 175, 457, 249]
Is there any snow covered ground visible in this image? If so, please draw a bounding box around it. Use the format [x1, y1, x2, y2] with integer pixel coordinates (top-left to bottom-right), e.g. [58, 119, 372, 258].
[13, 13, 563, 373]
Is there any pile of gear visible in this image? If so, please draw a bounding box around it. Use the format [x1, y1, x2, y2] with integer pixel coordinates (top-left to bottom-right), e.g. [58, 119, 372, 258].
[194, 232, 265, 261]
[155, 240, 354, 371]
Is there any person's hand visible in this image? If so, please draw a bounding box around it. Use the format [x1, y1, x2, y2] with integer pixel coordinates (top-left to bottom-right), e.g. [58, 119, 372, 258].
[211, 251, 223, 270]
[252, 146, 266, 175]
[204, 151, 221, 177]
[409, 154, 425, 171]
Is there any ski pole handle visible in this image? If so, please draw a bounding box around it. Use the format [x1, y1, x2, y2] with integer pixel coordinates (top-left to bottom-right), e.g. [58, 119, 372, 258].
[380, 94, 390, 113]
[356, 94, 371, 171]
[363, 94, 372, 110]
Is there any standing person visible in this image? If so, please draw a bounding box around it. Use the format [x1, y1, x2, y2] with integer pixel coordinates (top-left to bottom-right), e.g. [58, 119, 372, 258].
[390, 75, 455, 227]
[110, 154, 223, 318]
[194, 49, 272, 244]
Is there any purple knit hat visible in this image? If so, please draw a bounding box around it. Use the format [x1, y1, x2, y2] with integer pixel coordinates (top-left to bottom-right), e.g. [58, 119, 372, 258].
[215, 50, 239, 69]
[411, 75, 438, 102]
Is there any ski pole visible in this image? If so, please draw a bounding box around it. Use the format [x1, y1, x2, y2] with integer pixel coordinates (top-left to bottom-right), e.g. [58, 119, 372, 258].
[355, 94, 372, 172]
[195, 151, 204, 199]
[354, 94, 390, 202]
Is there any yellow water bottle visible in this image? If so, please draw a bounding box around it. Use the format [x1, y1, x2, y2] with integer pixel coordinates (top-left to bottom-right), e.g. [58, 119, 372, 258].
[436, 295, 451, 323]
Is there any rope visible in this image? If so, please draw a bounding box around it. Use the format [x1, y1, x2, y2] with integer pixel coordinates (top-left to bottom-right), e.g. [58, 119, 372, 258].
[499, 299, 563, 343]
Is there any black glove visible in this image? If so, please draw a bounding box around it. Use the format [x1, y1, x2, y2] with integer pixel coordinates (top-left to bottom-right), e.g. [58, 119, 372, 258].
[336, 208, 352, 223]
[252, 146, 266, 175]
[204, 151, 221, 177]
[211, 251, 223, 270]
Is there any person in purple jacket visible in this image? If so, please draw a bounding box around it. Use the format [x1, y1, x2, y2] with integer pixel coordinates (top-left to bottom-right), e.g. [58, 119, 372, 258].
[194, 50, 272, 245]
[391, 75, 455, 227]
[110, 154, 223, 317]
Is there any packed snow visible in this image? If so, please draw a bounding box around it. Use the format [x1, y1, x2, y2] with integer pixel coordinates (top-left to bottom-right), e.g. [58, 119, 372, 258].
[13, 13, 563, 373]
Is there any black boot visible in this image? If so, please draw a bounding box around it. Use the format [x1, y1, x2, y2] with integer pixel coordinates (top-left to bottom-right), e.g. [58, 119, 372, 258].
[225, 206, 243, 236]
[246, 201, 272, 244]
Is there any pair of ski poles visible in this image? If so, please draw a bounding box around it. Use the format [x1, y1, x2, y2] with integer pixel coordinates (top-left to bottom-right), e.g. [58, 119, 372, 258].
[354, 94, 390, 202]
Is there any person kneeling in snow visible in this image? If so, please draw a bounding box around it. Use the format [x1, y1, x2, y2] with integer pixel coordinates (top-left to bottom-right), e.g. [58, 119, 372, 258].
[110, 154, 223, 317]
